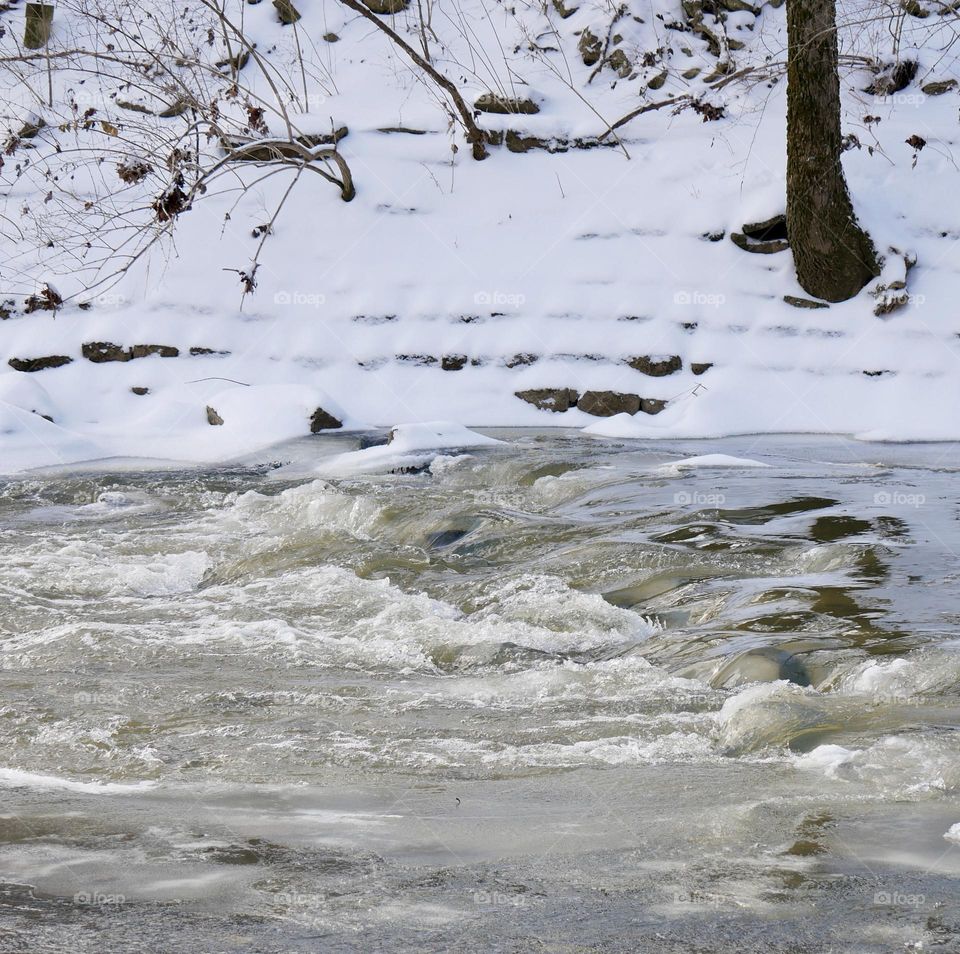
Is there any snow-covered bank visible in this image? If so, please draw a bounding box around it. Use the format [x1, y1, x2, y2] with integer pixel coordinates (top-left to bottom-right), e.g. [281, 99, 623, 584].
[2, 0, 959, 470]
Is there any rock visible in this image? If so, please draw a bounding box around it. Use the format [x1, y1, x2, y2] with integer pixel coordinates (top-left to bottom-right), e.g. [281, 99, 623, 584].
[358, 433, 389, 449]
[365, 0, 409, 12]
[784, 295, 829, 310]
[730, 232, 790, 254]
[608, 49, 632, 78]
[741, 213, 787, 241]
[682, 67, 702, 80]
[441, 355, 468, 371]
[647, 69, 668, 90]
[8, 355, 72, 372]
[628, 355, 682, 377]
[552, 0, 578, 18]
[206, 406, 224, 426]
[83, 341, 130, 363]
[691, 362, 713, 375]
[578, 391, 641, 416]
[921, 79, 957, 96]
[83, 341, 178, 362]
[272, 0, 301, 23]
[130, 344, 179, 359]
[395, 354, 437, 366]
[578, 29, 602, 66]
[515, 388, 579, 412]
[640, 397, 668, 415]
[505, 353, 538, 368]
[189, 346, 231, 356]
[474, 93, 540, 115]
[131, 386, 150, 395]
[323, 32, 340, 42]
[310, 408, 343, 432]
[874, 292, 910, 317]
[24, 2, 54, 50]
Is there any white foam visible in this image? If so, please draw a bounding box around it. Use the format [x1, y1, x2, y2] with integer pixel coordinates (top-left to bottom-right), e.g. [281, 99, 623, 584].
[0, 767, 156, 794]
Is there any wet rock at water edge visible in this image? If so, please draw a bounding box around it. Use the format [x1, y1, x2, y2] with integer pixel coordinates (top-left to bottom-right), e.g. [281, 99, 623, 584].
[578, 391, 641, 417]
[515, 388, 580, 412]
[206, 406, 224, 426]
[628, 355, 682, 377]
[310, 408, 343, 432]
[8, 354, 72, 372]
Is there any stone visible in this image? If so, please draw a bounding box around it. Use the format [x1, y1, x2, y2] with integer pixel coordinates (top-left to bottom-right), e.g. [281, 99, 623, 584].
[691, 362, 713, 375]
[921, 79, 957, 96]
[730, 232, 790, 254]
[628, 354, 682, 376]
[131, 386, 150, 395]
[640, 397, 668, 415]
[441, 355, 468, 371]
[310, 408, 343, 432]
[577, 391, 641, 416]
[24, 2, 54, 50]
[206, 406, 224, 426]
[365, 0, 409, 12]
[552, 0, 578, 18]
[8, 355, 72, 372]
[272, 0, 301, 23]
[83, 342, 179, 362]
[130, 344, 179, 359]
[83, 341, 130, 362]
[505, 353, 538, 368]
[515, 388, 579, 412]
[647, 70, 668, 90]
[474, 93, 540, 115]
[189, 346, 231, 356]
[578, 29, 602, 66]
[784, 295, 829, 310]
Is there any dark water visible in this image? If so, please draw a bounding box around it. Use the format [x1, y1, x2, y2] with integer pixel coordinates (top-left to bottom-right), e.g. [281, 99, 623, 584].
[2, 431, 960, 952]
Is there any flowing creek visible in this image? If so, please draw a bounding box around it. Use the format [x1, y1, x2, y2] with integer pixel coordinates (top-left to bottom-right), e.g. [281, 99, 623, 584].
[2, 431, 960, 952]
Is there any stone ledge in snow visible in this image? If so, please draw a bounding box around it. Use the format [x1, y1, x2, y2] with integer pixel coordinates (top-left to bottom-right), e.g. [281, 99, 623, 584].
[318, 421, 502, 476]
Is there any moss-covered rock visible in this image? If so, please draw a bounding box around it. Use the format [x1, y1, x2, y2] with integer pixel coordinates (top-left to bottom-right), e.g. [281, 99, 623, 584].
[474, 93, 540, 115]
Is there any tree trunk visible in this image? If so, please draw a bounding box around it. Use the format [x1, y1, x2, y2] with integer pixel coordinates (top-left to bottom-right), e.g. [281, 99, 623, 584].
[786, 0, 878, 302]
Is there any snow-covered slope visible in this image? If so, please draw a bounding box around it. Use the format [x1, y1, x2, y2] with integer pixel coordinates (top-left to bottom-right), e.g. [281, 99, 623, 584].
[1, 0, 959, 470]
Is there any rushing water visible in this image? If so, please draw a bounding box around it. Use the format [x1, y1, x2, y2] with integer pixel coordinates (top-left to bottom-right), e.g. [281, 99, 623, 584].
[2, 431, 960, 953]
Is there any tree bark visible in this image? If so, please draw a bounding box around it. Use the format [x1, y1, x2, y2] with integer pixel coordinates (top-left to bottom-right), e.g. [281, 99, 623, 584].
[786, 0, 878, 302]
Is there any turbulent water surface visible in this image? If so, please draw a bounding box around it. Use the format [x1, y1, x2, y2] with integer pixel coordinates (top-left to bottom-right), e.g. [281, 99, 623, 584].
[2, 431, 960, 952]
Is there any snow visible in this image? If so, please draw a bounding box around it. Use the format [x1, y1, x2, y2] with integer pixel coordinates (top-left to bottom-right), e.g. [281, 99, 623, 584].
[318, 421, 501, 476]
[1, 1, 959, 471]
